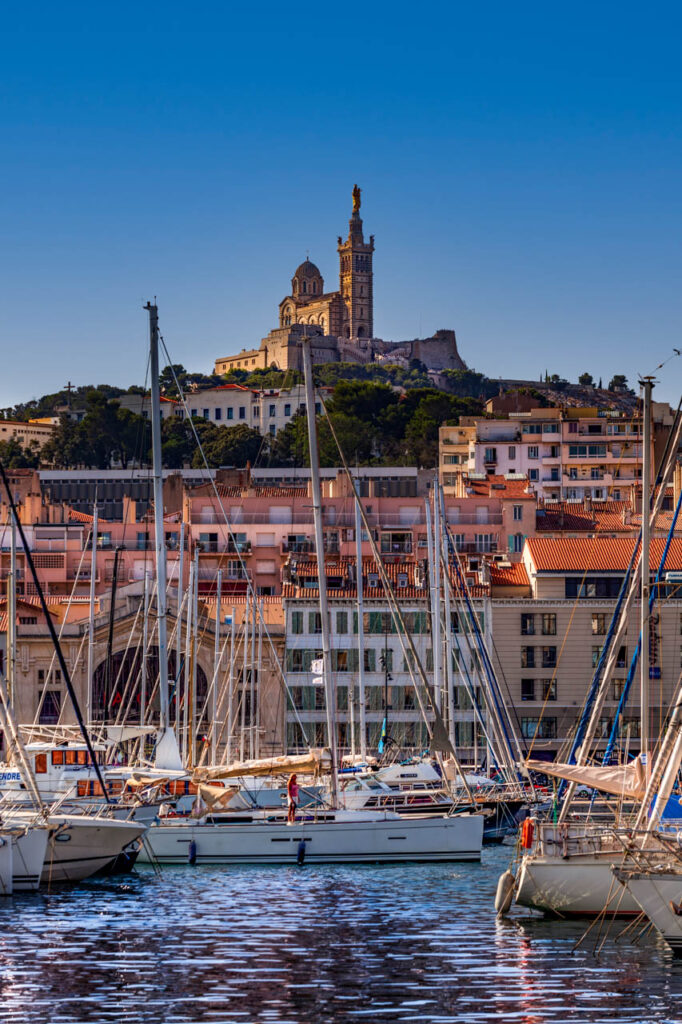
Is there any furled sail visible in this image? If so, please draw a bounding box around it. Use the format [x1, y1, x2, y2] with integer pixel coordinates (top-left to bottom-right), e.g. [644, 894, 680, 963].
[194, 748, 332, 781]
[524, 753, 647, 800]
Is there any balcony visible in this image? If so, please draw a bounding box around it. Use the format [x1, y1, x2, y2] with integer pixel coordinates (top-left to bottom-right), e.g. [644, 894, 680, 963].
[447, 512, 503, 526]
[282, 539, 314, 554]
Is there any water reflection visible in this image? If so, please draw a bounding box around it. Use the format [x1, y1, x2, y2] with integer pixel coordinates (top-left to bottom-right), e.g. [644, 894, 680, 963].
[0, 848, 678, 1022]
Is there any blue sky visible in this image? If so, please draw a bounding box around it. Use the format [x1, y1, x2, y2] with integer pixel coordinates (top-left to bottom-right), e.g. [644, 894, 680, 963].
[1, 2, 681, 408]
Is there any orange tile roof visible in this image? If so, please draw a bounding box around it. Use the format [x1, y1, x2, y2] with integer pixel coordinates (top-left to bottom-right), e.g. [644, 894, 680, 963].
[489, 562, 530, 587]
[67, 507, 109, 525]
[526, 536, 682, 573]
[536, 501, 631, 534]
[461, 475, 534, 499]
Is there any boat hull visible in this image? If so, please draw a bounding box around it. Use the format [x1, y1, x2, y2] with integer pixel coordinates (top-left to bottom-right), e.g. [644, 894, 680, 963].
[12, 828, 49, 892]
[139, 812, 484, 865]
[616, 870, 682, 955]
[515, 854, 640, 916]
[41, 816, 146, 884]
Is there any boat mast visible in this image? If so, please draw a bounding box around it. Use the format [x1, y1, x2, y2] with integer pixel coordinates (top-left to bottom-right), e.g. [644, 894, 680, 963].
[302, 337, 338, 806]
[212, 569, 222, 764]
[354, 496, 367, 761]
[640, 377, 654, 771]
[7, 510, 16, 706]
[86, 503, 98, 725]
[146, 301, 170, 732]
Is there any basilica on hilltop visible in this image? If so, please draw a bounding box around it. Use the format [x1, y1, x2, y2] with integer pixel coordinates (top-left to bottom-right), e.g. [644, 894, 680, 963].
[214, 187, 466, 375]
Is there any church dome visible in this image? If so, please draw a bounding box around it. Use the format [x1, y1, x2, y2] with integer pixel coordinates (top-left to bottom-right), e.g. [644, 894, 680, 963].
[292, 257, 324, 298]
[294, 258, 321, 278]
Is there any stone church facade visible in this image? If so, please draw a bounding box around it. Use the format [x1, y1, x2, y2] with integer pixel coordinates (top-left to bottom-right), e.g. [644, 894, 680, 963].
[215, 187, 466, 375]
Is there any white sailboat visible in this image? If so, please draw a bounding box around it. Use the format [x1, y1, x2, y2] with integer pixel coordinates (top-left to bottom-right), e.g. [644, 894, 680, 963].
[505, 378, 682, 917]
[141, 331, 484, 865]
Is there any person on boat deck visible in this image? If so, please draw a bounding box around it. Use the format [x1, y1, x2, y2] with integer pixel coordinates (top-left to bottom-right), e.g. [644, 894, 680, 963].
[287, 773, 299, 823]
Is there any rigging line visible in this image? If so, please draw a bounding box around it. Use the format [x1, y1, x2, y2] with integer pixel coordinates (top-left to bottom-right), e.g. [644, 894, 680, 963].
[31, 522, 95, 728]
[158, 338, 311, 738]
[317, 386, 475, 802]
[533, 407, 648, 760]
[0, 460, 111, 802]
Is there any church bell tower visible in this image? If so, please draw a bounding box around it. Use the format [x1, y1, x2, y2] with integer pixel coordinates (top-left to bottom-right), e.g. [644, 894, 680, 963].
[337, 185, 374, 339]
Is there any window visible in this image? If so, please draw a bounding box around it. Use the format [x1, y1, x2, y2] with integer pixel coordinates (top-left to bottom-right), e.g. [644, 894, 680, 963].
[227, 407, 234, 420]
[215, 408, 222, 421]
[364, 649, 376, 672]
[239, 406, 246, 419]
[528, 445, 539, 459]
[336, 611, 348, 634]
[521, 679, 535, 701]
[198, 532, 218, 553]
[541, 679, 557, 701]
[203, 409, 209, 419]
[566, 576, 624, 599]
[541, 646, 557, 668]
[291, 611, 304, 635]
[592, 613, 606, 636]
[568, 421, 578, 433]
[484, 447, 497, 464]
[529, 469, 539, 482]
[521, 646, 535, 668]
[269, 405, 276, 417]
[308, 612, 322, 634]
[253, 406, 259, 418]
[521, 613, 535, 636]
[513, 505, 523, 521]
[136, 531, 148, 550]
[592, 645, 602, 668]
[612, 679, 625, 701]
[285, 648, 322, 672]
[616, 645, 628, 669]
[521, 717, 557, 740]
[269, 424, 276, 436]
[509, 446, 516, 459]
[542, 613, 556, 636]
[511, 533, 524, 553]
[39, 691, 61, 725]
[284, 403, 291, 417]
[19, 616, 37, 625]
[191, 408, 198, 417]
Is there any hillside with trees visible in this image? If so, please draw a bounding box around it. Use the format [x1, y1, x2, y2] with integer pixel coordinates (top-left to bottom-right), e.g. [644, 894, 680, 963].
[0, 362, 639, 472]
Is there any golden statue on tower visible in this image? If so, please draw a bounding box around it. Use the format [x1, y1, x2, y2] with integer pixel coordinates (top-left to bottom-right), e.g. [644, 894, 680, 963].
[352, 184, 361, 213]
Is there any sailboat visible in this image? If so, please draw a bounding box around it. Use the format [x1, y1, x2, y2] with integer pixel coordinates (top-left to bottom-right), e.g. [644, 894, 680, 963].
[140, 330, 484, 865]
[0, 473, 148, 885]
[502, 378, 682, 917]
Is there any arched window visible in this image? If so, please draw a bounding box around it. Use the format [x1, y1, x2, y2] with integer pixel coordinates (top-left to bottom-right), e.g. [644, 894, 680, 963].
[358, 326, 366, 338]
[312, 281, 317, 294]
[302, 280, 307, 294]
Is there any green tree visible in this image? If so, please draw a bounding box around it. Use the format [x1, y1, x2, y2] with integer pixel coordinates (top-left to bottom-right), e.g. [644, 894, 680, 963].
[608, 374, 628, 391]
[578, 372, 594, 387]
[0, 439, 41, 469]
[193, 424, 264, 468]
[159, 364, 188, 398]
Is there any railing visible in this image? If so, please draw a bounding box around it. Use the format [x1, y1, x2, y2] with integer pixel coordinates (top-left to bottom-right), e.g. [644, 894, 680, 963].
[446, 513, 503, 525]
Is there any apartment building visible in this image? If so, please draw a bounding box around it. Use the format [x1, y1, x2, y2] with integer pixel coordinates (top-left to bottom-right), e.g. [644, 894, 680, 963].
[282, 556, 489, 758]
[488, 536, 682, 759]
[440, 406, 648, 502]
[118, 383, 332, 439]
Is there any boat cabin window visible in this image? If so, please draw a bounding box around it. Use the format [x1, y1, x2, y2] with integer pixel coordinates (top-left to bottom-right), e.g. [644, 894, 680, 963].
[52, 750, 64, 765]
[35, 754, 47, 774]
[64, 750, 89, 766]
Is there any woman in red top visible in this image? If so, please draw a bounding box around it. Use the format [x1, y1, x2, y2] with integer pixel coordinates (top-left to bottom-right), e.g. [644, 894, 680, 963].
[287, 773, 299, 823]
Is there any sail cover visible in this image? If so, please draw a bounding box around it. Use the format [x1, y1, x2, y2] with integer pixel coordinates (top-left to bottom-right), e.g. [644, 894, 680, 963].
[524, 753, 647, 800]
[194, 748, 332, 781]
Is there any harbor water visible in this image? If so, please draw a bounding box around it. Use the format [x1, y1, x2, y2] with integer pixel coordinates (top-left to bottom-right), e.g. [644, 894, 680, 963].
[0, 846, 680, 1024]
